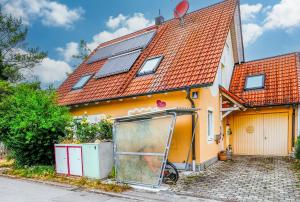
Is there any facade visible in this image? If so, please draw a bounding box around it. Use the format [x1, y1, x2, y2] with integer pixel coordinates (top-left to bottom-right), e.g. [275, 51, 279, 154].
[57, 0, 299, 170]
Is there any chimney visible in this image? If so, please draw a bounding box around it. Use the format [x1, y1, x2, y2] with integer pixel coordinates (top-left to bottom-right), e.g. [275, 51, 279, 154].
[155, 10, 164, 26]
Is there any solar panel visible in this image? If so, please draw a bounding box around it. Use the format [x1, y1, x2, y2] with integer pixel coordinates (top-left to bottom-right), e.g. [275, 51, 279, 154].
[95, 50, 142, 78]
[87, 30, 156, 64]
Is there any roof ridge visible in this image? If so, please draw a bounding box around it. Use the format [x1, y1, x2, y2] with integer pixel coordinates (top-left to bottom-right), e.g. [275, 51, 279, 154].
[91, 0, 236, 53]
[237, 52, 299, 64]
[162, 0, 237, 24]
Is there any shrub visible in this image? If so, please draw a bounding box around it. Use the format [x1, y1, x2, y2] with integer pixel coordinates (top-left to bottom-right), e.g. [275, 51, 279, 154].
[61, 117, 113, 143]
[295, 138, 300, 159]
[0, 83, 71, 166]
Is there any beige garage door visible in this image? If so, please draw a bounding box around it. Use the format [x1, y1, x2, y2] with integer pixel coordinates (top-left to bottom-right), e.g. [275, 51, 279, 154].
[233, 113, 288, 156]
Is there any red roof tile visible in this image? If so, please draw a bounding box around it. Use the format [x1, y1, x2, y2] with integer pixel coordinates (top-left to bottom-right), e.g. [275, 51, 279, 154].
[57, 0, 238, 106]
[220, 86, 245, 105]
[230, 53, 300, 107]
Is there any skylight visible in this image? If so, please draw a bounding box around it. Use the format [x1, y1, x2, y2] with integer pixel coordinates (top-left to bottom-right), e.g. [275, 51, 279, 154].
[137, 56, 163, 76]
[72, 74, 92, 90]
[245, 74, 265, 90]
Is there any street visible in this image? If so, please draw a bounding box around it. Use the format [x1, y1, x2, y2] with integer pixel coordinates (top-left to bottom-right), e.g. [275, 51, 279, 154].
[0, 176, 211, 202]
[0, 177, 133, 202]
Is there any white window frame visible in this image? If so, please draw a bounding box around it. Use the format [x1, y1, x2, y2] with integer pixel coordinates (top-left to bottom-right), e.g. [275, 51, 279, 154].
[72, 74, 93, 90]
[137, 55, 163, 76]
[207, 110, 214, 143]
[244, 74, 265, 91]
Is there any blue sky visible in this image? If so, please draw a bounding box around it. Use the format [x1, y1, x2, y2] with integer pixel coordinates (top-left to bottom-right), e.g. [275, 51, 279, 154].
[1, 0, 300, 87]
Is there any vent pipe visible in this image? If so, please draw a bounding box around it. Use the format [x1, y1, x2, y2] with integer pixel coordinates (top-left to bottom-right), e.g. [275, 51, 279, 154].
[155, 10, 164, 26]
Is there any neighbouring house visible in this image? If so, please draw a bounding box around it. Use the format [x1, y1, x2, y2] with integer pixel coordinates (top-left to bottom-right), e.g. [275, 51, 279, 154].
[57, 0, 299, 171]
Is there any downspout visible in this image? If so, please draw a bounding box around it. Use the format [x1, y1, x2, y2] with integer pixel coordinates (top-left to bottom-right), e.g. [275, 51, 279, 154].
[186, 88, 196, 171]
[292, 105, 296, 148]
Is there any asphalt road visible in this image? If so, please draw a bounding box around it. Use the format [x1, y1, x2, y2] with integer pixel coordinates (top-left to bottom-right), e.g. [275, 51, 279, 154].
[0, 177, 133, 202]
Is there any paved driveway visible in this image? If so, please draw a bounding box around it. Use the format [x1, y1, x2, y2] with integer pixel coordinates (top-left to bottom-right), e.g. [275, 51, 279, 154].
[171, 156, 300, 201]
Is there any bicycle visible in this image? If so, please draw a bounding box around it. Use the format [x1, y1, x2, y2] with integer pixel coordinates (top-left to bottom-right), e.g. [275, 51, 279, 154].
[162, 161, 179, 184]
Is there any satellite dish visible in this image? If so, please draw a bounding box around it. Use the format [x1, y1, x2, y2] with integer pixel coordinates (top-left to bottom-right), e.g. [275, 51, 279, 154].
[174, 0, 189, 24]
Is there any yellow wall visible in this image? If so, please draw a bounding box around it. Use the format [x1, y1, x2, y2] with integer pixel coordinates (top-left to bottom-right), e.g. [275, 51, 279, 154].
[197, 87, 221, 163]
[70, 88, 222, 164]
[225, 106, 294, 154]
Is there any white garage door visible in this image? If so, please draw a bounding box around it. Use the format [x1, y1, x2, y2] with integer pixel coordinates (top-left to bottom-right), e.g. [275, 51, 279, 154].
[233, 113, 288, 156]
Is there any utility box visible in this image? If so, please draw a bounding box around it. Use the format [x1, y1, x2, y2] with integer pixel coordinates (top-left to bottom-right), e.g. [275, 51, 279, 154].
[54, 144, 83, 176]
[82, 142, 113, 179]
[55, 146, 68, 175]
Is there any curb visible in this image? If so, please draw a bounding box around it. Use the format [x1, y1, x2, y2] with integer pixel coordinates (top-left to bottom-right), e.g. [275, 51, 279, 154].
[0, 174, 140, 201]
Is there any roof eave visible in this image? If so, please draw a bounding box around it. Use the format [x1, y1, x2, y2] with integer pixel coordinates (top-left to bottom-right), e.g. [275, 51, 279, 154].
[62, 82, 214, 107]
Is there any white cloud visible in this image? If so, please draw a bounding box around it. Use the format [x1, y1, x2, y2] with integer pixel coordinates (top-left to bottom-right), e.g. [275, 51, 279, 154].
[1, 0, 84, 28]
[241, 0, 300, 47]
[56, 42, 79, 63]
[264, 0, 300, 30]
[242, 23, 264, 47]
[106, 14, 127, 29]
[240, 3, 263, 22]
[23, 58, 72, 86]
[87, 13, 154, 50]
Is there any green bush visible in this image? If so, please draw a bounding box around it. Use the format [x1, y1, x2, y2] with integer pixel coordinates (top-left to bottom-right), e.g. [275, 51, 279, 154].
[62, 117, 113, 143]
[295, 138, 300, 159]
[0, 82, 71, 166]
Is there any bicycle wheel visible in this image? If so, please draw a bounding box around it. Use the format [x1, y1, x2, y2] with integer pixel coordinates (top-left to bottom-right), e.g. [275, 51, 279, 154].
[162, 161, 179, 184]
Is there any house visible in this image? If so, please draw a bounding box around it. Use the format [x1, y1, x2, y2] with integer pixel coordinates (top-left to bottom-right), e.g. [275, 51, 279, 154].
[57, 0, 299, 171]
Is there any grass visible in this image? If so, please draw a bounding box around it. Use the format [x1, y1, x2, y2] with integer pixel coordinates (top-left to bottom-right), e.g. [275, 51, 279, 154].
[293, 160, 300, 183]
[0, 160, 130, 193]
[0, 159, 14, 168]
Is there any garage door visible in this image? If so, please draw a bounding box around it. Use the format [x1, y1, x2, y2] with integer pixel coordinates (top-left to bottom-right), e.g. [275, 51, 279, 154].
[233, 113, 288, 156]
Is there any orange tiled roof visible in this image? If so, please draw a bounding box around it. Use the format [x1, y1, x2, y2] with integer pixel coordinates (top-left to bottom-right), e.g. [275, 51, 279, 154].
[230, 53, 300, 107]
[57, 0, 238, 106]
[219, 86, 245, 105]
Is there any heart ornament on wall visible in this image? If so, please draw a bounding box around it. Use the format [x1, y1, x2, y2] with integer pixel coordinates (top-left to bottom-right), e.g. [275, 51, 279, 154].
[156, 100, 167, 108]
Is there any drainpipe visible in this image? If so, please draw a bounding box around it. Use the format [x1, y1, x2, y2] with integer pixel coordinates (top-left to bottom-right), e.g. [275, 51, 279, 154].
[186, 88, 196, 171]
[292, 105, 296, 148]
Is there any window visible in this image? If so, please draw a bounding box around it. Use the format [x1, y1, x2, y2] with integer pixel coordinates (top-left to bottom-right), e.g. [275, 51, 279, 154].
[208, 111, 214, 142]
[137, 56, 163, 76]
[245, 74, 265, 90]
[72, 74, 93, 90]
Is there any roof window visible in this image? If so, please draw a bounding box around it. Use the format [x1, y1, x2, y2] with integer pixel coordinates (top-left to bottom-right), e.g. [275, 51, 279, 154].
[245, 74, 265, 90]
[137, 56, 163, 76]
[72, 74, 93, 90]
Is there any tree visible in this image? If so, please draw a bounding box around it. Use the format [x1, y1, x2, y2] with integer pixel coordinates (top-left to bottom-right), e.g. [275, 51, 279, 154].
[0, 83, 72, 166]
[0, 8, 46, 82]
[72, 40, 91, 61]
